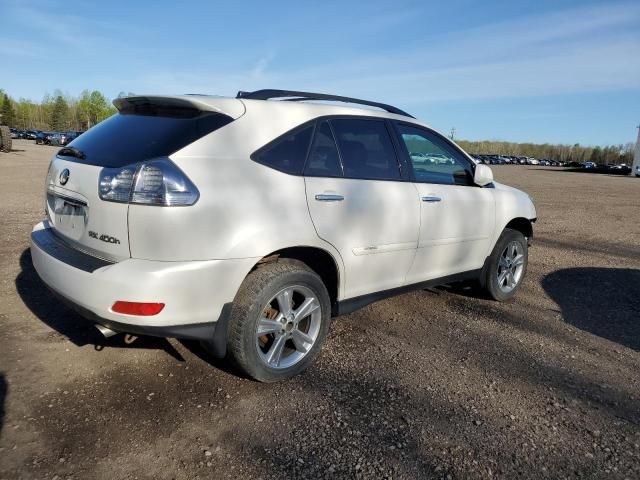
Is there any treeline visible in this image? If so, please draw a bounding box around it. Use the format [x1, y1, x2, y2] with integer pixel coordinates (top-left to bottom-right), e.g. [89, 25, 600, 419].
[0, 88, 635, 165]
[456, 139, 635, 165]
[0, 89, 120, 132]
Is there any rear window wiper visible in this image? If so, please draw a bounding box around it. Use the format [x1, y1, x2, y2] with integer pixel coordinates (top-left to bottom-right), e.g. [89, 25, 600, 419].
[58, 147, 86, 160]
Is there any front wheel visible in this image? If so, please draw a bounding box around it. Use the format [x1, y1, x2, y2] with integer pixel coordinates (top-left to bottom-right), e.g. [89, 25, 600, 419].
[226, 260, 331, 382]
[481, 228, 528, 301]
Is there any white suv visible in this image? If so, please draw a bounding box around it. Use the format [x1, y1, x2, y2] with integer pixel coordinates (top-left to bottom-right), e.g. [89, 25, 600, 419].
[31, 90, 536, 382]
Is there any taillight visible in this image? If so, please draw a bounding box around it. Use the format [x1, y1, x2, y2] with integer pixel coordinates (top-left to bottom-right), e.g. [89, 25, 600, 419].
[99, 167, 135, 202]
[98, 158, 199, 206]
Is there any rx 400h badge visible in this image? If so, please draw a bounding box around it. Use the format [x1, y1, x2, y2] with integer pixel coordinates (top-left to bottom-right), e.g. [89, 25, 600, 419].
[89, 231, 120, 244]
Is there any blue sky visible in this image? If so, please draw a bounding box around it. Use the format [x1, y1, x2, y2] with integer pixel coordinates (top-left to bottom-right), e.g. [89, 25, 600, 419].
[1, 0, 639, 146]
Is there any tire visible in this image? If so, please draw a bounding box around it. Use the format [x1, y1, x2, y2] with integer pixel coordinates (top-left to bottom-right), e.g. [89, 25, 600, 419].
[481, 228, 528, 301]
[0, 126, 11, 153]
[226, 260, 331, 382]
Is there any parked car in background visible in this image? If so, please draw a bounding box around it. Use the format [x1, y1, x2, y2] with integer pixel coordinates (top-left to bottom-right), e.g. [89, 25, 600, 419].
[48, 133, 68, 146]
[61, 131, 84, 145]
[36, 132, 54, 145]
[582, 162, 596, 168]
[10, 128, 20, 139]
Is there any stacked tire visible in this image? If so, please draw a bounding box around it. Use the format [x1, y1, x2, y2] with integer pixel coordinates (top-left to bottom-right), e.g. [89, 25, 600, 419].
[0, 126, 11, 153]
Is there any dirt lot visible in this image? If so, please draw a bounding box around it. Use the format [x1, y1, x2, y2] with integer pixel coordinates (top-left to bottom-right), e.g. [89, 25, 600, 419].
[1, 139, 639, 479]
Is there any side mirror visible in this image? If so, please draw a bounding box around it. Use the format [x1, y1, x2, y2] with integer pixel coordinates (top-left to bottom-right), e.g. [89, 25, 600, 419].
[474, 164, 494, 186]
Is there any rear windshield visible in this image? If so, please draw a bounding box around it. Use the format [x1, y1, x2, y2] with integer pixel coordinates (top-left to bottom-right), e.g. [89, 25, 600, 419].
[63, 111, 233, 167]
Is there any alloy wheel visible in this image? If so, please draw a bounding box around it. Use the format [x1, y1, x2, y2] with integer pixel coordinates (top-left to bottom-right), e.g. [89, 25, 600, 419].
[496, 241, 525, 293]
[255, 285, 322, 369]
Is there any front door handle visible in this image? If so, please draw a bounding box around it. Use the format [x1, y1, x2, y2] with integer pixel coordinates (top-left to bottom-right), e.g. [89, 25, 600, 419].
[315, 194, 344, 202]
[422, 196, 442, 202]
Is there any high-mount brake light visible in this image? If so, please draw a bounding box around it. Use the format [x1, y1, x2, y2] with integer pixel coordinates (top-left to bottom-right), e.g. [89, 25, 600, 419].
[98, 158, 199, 206]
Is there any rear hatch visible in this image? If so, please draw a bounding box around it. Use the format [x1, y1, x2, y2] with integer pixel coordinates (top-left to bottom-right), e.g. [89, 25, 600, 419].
[45, 95, 243, 261]
[46, 159, 131, 261]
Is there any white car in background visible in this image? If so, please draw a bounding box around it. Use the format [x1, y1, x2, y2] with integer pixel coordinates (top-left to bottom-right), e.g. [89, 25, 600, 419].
[31, 89, 536, 382]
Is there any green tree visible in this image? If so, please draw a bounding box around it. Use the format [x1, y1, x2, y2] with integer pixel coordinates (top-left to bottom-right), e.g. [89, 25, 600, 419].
[589, 146, 602, 164]
[1, 93, 16, 127]
[90, 90, 115, 124]
[77, 90, 115, 129]
[50, 95, 69, 131]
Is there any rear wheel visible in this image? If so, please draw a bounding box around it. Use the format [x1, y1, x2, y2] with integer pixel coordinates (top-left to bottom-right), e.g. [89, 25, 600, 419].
[227, 260, 331, 382]
[481, 228, 528, 301]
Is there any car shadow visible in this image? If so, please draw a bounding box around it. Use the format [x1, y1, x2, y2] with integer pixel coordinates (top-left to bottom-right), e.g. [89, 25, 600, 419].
[0, 374, 6, 439]
[15, 248, 185, 361]
[542, 267, 640, 351]
[178, 340, 248, 379]
[434, 280, 490, 299]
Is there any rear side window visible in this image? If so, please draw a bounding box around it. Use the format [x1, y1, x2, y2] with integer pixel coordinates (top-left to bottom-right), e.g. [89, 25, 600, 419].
[330, 118, 400, 180]
[304, 121, 342, 177]
[66, 111, 233, 167]
[253, 125, 314, 175]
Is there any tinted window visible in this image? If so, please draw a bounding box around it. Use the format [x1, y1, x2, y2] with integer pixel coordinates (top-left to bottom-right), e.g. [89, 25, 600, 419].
[396, 124, 472, 186]
[65, 112, 233, 167]
[254, 125, 313, 175]
[330, 119, 400, 180]
[304, 121, 342, 177]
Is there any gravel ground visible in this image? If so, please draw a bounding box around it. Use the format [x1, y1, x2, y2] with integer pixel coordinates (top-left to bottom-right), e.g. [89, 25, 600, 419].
[1, 140, 639, 479]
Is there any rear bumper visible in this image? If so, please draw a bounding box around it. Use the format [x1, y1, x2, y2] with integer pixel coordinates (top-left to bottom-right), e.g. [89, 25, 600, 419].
[51, 286, 231, 342]
[30, 221, 257, 343]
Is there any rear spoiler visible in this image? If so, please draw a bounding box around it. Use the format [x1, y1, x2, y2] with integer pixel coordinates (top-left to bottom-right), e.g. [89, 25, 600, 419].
[113, 95, 246, 119]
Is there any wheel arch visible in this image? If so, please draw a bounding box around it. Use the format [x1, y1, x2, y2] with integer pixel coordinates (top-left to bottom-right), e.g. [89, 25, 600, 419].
[504, 217, 534, 242]
[251, 246, 342, 312]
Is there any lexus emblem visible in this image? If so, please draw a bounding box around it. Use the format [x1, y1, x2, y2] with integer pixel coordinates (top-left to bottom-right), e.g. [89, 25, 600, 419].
[59, 168, 70, 185]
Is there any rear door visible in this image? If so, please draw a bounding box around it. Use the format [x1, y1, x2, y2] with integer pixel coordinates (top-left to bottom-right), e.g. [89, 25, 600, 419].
[304, 117, 420, 299]
[392, 122, 495, 283]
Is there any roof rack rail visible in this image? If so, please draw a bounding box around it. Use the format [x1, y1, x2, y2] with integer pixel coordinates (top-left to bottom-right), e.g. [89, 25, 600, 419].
[236, 89, 414, 118]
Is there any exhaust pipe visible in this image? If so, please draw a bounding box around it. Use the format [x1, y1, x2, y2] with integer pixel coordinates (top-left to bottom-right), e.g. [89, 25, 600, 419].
[95, 324, 118, 338]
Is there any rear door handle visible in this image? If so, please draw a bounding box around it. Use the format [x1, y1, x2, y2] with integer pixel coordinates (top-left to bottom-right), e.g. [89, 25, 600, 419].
[315, 194, 344, 202]
[422, 196, 442, 202]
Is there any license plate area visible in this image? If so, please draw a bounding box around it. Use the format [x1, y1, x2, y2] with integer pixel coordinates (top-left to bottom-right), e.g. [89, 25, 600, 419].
[47, 192, 88, 239]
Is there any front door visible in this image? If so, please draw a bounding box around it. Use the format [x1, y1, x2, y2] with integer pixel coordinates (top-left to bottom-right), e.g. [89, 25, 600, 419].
[392, 122, 495, 284]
